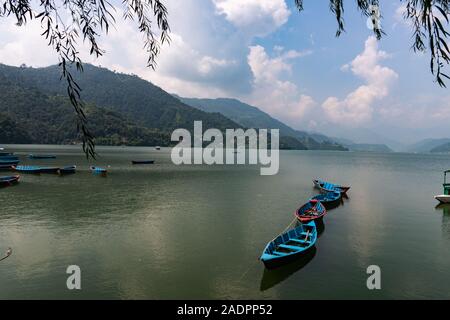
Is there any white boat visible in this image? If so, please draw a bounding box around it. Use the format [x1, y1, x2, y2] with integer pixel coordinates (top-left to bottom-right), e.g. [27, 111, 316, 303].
[435, 195, 450, 203]
[0, 147, 4, 151]
[435, 169, 450, 203]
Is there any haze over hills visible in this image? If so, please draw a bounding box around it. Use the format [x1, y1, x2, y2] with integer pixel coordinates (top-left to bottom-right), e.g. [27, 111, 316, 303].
[404, 138, 450, 153]
[178, 96, 347, 151]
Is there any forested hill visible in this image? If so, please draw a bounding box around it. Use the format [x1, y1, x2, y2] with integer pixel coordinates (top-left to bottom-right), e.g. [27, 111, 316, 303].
[0, 63, 240, 133]
[0, 79, 170, 146]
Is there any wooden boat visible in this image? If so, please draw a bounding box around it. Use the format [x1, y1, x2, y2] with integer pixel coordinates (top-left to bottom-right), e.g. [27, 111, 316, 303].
[91, 166, 107, 175]
[40, 167, 60, 174]
[0, 159, 20, 165]
[13, 165, 41, 174]
[295, 199, 327, 223]
[0, 175, 20, 187]
[260, 221, 317, 269]
[28, 154, 56, 159]
[0, 155, 18, 161]
[0, 152, 12, 156]
[131, 160, 155, 165]
[313, 179, 350, 194]
[310, 191, 342, 209]
[58, 166, 76, 175]
[0, 165, 13, 171]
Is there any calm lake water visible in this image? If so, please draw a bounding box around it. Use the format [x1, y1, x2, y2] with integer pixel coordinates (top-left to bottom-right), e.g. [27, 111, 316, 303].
[1, 145, 450, 299]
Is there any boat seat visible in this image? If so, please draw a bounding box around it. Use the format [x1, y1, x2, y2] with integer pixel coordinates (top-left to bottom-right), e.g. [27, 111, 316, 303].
[291, 238, 311, 244]
[300, 232, 312, 237]
[278, 244, 300, 251]
[272, 251, 288, 256]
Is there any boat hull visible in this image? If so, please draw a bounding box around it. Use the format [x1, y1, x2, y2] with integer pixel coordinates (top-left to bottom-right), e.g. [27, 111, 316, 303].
[29, 154, 56, 159]
[132, 160, 155, 165]
[262, 244, 315, 269]
[13, 166, 41, 174]
[40, 167, 60, 174]
[0, 175, 20, 187]
[310, 191, 342, 210]
[435, 195, 450, 204]
[0, 160, 20, 165]
[58, 166, 76, 175]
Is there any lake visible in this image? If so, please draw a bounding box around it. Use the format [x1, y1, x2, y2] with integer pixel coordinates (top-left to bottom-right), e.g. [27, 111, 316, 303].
[1, 145, 450, 299]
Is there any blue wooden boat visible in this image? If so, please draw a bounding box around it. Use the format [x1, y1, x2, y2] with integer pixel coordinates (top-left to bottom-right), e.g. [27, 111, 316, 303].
[58, 165, 76, 175]
[28, 154, 56, 159]
[132, 160, 155, 165]
[260, 221, 317, 269]
[0, 175, 20, 187]
[313, 179, 350, 194]
[310, 191, 342, 209]
[91, 166, 107, 175]
[40, 167, 60, 174]
[13, 165, 41, 174]
[0, 159, 20, 165]
[0, 152, 12, 156]
[295, 199, 327, 223]
[0, 155, 18, 161]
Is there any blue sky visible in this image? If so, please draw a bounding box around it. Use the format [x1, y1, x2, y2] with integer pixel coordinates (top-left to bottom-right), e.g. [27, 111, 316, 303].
[0, 0, 449, 146]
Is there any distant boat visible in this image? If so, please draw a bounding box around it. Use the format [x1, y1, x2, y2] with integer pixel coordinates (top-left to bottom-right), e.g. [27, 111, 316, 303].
[260, 221, 317, 269]
[310, 191, 342, 209]
[0, 175, 20, 187]
[91, 166, 107, 175]
[0, 159, 20, 165]
[13, 165, 41, 174]
[58, 165, 76, 175]
[0, 147, 4, 151]
[29, 154, 56, 159]
[313, 179, 350, 194]
[155, 146, 161, 150]
[40, 167, 60, 174]
[435, 169, 450, 203]
[131, 160, 155, 165]
[295, 199, 327, 223]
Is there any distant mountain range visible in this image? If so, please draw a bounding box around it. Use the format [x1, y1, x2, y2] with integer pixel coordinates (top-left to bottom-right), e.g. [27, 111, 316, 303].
[404, 138, 450, 153]
[177, 97, 347, 151]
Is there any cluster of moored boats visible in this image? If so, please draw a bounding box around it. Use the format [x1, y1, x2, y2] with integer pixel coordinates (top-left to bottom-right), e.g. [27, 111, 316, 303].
[260, 179, 350, 269]
[0, 149, 159, 188]
[0, 152, 112, 187]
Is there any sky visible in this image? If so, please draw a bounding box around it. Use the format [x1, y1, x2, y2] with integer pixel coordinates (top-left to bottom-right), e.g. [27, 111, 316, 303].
[0, 0, 449, 147]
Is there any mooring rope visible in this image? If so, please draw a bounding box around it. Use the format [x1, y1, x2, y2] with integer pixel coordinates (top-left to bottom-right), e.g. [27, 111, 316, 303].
[0, 248, 12, 262]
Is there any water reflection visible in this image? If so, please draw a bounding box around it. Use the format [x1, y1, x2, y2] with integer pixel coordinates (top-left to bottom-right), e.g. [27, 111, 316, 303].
[435, 204, 450, 240]
[260, 247, 316, 291]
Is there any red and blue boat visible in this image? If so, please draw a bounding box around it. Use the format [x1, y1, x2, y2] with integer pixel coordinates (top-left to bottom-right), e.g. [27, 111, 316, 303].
[295, 199, 327, 223]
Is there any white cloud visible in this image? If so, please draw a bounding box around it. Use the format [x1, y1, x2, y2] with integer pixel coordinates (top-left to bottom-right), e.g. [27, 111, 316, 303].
[322, 36, 398, 125]
[246, 45, 315, 127]
[212, 0, 290, 36]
